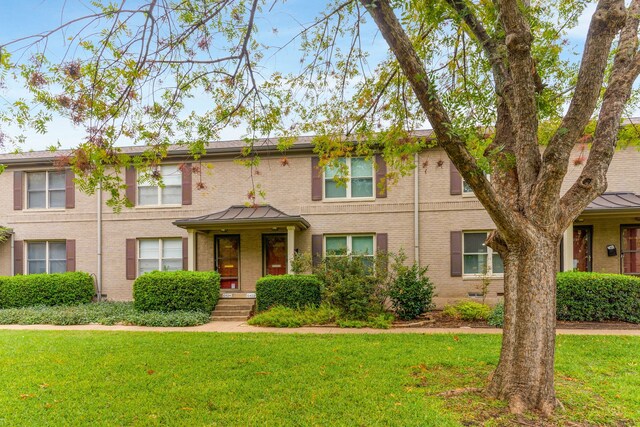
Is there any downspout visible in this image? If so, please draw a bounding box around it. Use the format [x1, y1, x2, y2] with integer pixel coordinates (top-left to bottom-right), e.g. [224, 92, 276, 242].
[10, 231, 15, 276]
[414, 153, 420, 266]
[97, 180, 103, 301]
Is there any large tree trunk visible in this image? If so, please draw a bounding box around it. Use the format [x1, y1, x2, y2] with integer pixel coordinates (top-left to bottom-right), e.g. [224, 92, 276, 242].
[487, 234, 559, 416]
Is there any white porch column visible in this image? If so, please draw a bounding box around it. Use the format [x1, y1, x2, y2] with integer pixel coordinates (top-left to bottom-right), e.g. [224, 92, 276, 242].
[187, 230, 196, 271]
[562, 226, 573, 272]
[287, 226, 295, 274]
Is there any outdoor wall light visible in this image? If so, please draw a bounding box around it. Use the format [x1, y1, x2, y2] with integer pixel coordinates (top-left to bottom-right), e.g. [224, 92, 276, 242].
[607, 245, 617, 257]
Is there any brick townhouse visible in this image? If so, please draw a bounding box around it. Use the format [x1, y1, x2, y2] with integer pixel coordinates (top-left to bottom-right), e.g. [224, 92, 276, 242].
[0, 134, 639, 307]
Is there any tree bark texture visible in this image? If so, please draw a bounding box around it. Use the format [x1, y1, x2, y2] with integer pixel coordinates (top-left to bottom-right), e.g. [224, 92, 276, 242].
[487, 235, 558, 416]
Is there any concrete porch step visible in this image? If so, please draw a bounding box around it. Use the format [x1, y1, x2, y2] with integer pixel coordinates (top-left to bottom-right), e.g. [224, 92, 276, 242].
[211, 315, 251, 321]
[212, 298, 255, 321]
[213, 309, 252, 316]
[216, 299, 255, 307]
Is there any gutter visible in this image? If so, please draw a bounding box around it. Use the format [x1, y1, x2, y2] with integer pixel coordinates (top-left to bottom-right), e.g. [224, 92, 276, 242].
[414, 153, 420, 266]
[97, 180, 103, 300]
[9, 230, 15, 276]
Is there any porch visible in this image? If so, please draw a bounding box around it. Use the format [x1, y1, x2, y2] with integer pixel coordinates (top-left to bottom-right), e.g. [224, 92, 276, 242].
[173, 205, 310, 295]
[561, 192, 640, 275]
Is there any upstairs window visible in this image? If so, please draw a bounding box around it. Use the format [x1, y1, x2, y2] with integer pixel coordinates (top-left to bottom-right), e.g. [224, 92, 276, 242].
[462, 174, 490, 196]
[463, 232, 503, 276]
[138, 238, 183, 276]
[27, 171, 66, 209]
[138, 165, 182, 206]
[324, 158, 373, 199]
[27, 241, 66, 274]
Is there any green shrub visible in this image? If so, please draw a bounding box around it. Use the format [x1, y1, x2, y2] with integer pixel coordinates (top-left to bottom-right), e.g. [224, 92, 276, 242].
[315, 255, 388, 320]
[557, 272, 640, 323]
[488, 302, 504, 327]
[248, 304, 339, 328]
[443, 300, 491, 321]
[133, 271, 220, 313]
[388, 263, 435, 320]
[0, 272, 94, 308]
[0, 302, 211, 327]
[248, 304, 392, 329]
[255, 274, 322, 312]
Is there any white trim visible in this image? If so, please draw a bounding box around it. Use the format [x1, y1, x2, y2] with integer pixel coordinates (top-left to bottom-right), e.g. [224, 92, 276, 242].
[137, 165, 182, 207]
[137, 237, 183, 277]
[25, 170, 67, 210]
[323, 157, 374, 201]
[462, 231, 504, 278]
[25, 240, 67, 274]
[323, 234, 376, 258]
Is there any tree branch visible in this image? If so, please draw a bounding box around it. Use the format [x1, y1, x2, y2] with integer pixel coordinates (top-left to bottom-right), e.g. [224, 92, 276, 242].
[531, 0, 627, 224]
[559, 0, 640, 226]
[360, 0, 521, 240]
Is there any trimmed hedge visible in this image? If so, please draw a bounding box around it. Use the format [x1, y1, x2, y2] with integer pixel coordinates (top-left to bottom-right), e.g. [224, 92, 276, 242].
[256, 274, 322, 312]
[133, 271, 220, 313]
[557, 272, 640, 323]
[0, 272, 94, 308]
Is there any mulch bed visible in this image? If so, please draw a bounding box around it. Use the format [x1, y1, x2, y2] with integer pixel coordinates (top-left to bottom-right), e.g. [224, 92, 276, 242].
[392, 311, 640, 330]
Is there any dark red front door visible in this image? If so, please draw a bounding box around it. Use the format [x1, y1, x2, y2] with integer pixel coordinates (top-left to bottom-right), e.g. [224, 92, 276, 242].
[215, 235, 240, 289]
[264, 234, 287, 276]
[622, 226, 640, 275]
[573, 226, 592, 272]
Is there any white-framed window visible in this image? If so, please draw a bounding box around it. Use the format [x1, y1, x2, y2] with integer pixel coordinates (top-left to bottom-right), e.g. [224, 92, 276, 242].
[26, 171, 66, 209]
[27, 241, 66, 274]
[325, 235, 375, 258]
[138, 165, 182, 206]
[324, 157, 374, 199]
[138, 238, 183, 276]
[463, 231, 503, 276]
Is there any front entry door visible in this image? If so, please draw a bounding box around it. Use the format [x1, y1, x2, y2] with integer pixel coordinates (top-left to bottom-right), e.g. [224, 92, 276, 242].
[573, 226, 593, 272]
[263, 234, 287, 276]
[622, 226, 640, 275]
[215, 235, 240, 289]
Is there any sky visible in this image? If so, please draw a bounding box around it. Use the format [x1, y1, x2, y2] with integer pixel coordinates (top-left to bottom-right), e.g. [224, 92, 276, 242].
[0, 0, 594, 153]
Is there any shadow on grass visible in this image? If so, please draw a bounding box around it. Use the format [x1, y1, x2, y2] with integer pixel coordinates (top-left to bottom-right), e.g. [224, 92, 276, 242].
[406, 363, 634, 426]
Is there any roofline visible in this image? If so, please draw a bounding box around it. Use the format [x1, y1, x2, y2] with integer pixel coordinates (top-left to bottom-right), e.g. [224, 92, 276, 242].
[173, 216, 311, 230]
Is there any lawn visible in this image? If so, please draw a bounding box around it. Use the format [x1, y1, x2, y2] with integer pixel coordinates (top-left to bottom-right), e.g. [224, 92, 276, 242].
[0, 332, 638, 426]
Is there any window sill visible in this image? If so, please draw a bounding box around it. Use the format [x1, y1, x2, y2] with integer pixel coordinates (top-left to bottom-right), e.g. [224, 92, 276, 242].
[322, 197, 376, 203]
[23, 208, 67, 213]
[461, 193, 477, 198]
[134, 204, 183, 210]
[462, 275, 504, 280]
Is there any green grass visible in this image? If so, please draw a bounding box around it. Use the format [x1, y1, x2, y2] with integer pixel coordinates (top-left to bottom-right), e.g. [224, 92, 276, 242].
[0, 332, 638, 426]
[0, 302, 211, 327]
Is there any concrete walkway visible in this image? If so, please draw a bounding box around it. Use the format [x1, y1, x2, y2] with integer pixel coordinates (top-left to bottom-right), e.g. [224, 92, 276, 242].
[1, 322, 639, 335]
